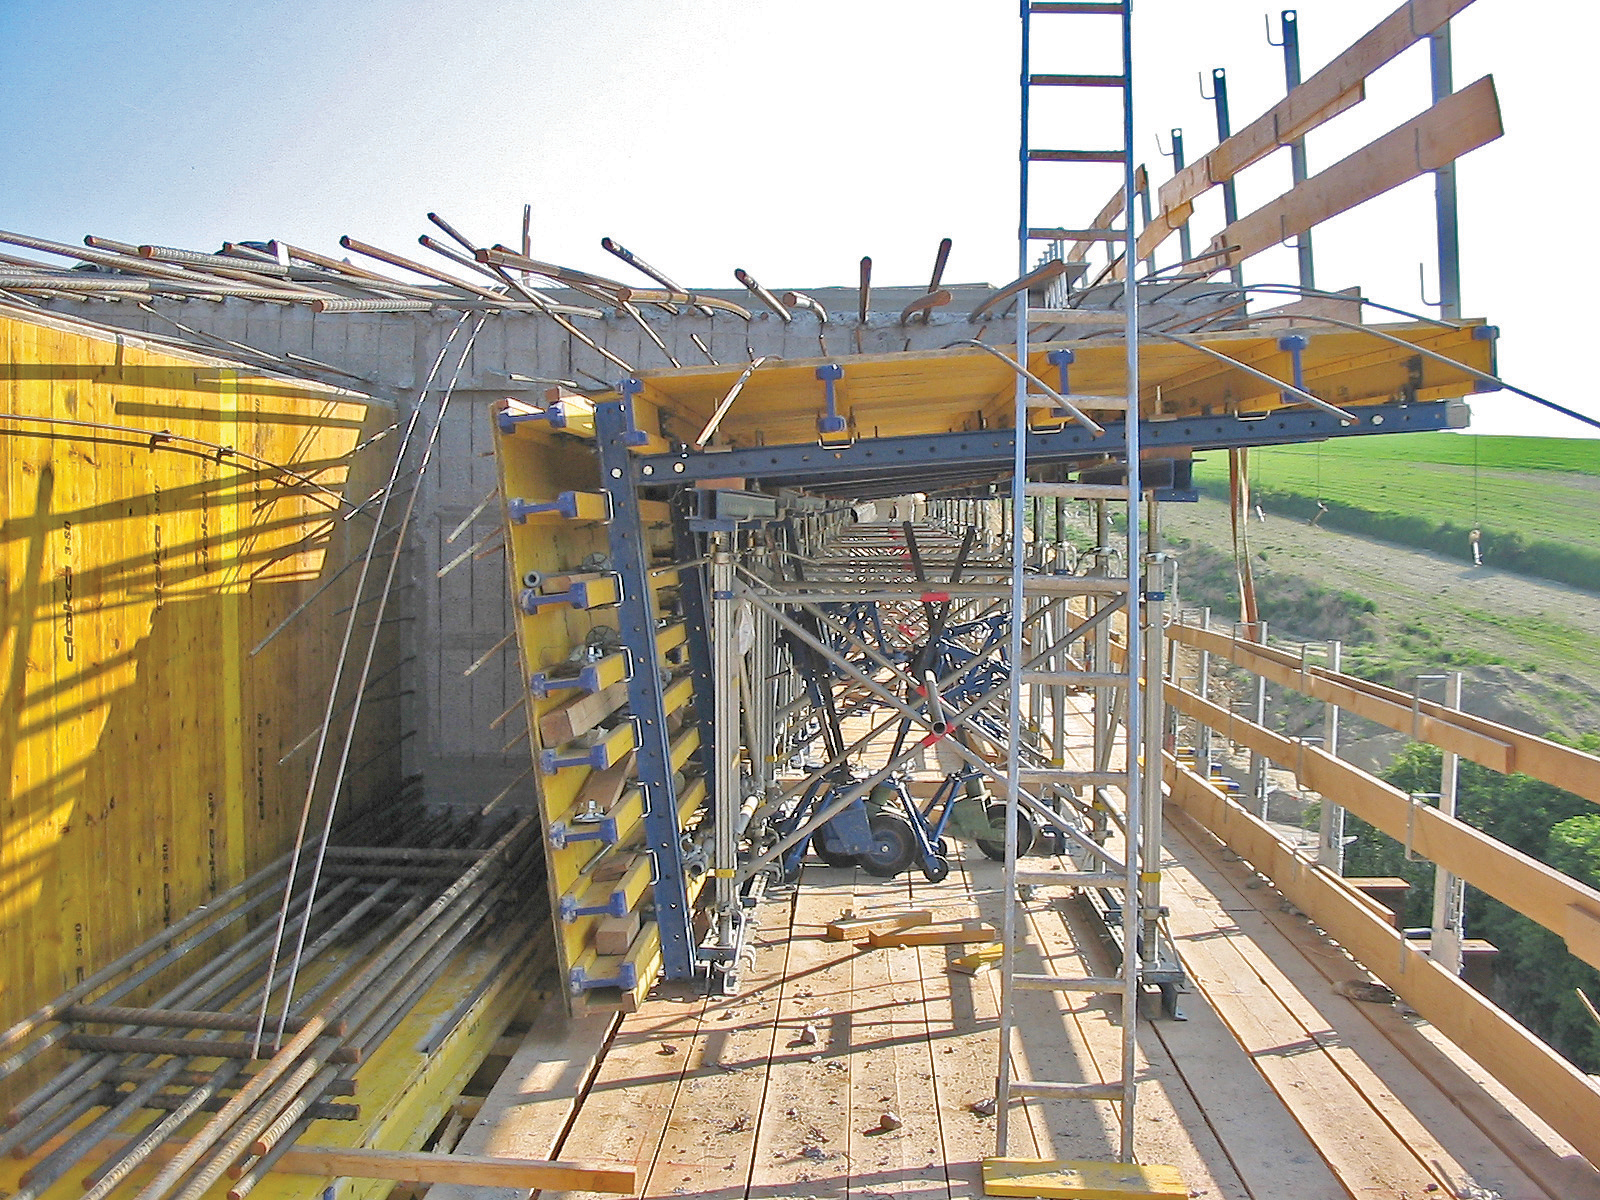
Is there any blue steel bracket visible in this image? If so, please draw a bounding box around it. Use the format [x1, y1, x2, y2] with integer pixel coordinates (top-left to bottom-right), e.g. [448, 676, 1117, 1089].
[1276, 334, 1308, 405]
[497, 402, 568, 435]
[506, 492, 609, 523]
[517, 574, 620, 614]
[815, 363, 849, 440]
[568, 958, 639, 995]
[1047, 348, 1076, 419]
[538, 716, 637, 774]
[559, 883, 632, 923]
[528, 654, 628, 700]
[548, 810, 619, 851]
[595, 398, 697, 981]
[616, 378, 654, 446]
[629, 399, 1467, 488]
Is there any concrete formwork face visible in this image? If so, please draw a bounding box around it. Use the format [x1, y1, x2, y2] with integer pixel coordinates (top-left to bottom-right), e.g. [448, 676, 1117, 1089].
[37, 283, 1235, 801]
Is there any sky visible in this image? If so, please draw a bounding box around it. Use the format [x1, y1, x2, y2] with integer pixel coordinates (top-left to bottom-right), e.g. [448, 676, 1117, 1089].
[1, 0, 1592, 436]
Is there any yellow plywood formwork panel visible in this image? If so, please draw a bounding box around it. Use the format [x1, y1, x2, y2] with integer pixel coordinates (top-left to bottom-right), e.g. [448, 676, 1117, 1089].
[0, 306, 399, 1110]
[983, 1157, 1188, 1198]
[489, 395, 711, 1014]
[622, 324, 1493, 450]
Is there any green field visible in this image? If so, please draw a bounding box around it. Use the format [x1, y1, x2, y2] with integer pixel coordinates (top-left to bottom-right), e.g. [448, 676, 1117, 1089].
[1191, 432, 1600, 589]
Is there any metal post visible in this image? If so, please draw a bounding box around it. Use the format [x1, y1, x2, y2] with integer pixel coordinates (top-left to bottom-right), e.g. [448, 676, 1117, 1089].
[1432, 671, 1465, 972]
[1250, 669, 1268, 816]
[1196, 607, 1213, 769]
[1206, 67, 1244, 288]
[1275, 10, 1315, 290]
[1141, 503, 1168, 971]
[1430, 24, 1462, 319]
[996, 0, 1033, 1153]
[711, 537, 740, 951]
[595, 394, 696, 980]
[1162, 129, 1193, 265]
[1117, 2, 1143, 1157]
[1316, 639, 1345, 872]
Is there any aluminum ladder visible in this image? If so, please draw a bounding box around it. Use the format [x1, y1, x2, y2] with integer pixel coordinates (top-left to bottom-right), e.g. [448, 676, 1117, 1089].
[995, 0, 1147, 1167]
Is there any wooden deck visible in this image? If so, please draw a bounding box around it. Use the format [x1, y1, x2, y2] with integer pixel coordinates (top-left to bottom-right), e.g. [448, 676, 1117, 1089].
[450, 823, 1600, 1200]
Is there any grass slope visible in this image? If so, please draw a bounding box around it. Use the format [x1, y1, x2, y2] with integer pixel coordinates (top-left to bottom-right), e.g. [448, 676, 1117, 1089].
[1192, 432, 1600, 590]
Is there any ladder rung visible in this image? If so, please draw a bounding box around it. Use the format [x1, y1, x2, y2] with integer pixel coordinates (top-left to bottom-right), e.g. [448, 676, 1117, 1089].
[1019, 769, 1128, 786]
[1027, 227, 1126, 241]
[1028, 149, 1127, 164]
[1011, 1080, 1125, 1101]
[1016, 870, 1129, 889]
[1028, 73, 1127, 88]
[1031, 2, 1127, 13]
[1015, 973, 1127, 993]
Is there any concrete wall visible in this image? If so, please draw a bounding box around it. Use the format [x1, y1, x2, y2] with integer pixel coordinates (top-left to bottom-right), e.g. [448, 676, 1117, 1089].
[35, 281, 1230, 804]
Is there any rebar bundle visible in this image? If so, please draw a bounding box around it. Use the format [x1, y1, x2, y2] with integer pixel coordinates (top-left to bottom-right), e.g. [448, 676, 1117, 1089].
[0, 798, 545, 1200]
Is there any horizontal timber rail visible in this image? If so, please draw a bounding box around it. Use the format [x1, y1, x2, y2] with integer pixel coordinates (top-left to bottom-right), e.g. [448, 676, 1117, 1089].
[1165, 678, 1600, 972]
[1169, 619, 1600, 805]
[1164, 756, 1600, 1171]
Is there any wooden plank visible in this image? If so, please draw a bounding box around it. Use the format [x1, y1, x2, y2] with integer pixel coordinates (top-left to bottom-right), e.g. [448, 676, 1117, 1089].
[1165, 682, 1600, 969]
[635, 887, 792, 1199]
[914, 851, 1041, 1197]
[824, 909, 933, 941]
[1212, 76, 1502, 268]
[1015, 862, 1249, 1196]
[845, 869, 948, 1198]
[539, 680, 629, 746]
[1154, 0, 1475, 218]
[425, 994, 617, 1200]
[537, 983, 712, 1200]
[982, 1158, 1186, 1199]
[268, 1146, 634, 1193]
[1169, 816, 1566, 1199]
[1161, 863, 1453, 1194]
[1165, 757, 1600, 1169]
[866, 921, 996, 948]
[746, 867, 859, 1199]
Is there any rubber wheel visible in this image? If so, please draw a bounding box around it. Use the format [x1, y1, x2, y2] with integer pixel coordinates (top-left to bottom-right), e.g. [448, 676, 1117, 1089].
[976, 803, 1035, 862]
[923, 854, 952, 884]
[937, 837, 954, 860]
[858, 811, 917, 878]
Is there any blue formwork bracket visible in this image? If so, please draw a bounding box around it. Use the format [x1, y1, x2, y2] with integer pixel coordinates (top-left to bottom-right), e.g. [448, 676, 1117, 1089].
[506, 491, 610, 524]
[616, 378, 653, 446]
[1277, 333, 1309, 404]
[517, 574, 621, 614]
[497, 403, 567, 435]
[815, 363, 847, 437]
[528, 652, 630, 700]
[558, 883, 632, 923]
[538, 717, 638, 774]
[568, 958, 639, 995]
[548, 808, 619, 851]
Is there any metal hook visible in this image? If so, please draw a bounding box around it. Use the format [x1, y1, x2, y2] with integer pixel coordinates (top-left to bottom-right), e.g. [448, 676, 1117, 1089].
[1198, 69, 1221, 100]
[1155, 128, 1177, 158]
[1418, 261, 1441, 308]
[1265, 12, 1284, 45]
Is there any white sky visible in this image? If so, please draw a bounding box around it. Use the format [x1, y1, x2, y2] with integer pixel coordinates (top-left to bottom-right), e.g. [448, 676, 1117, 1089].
[1, 0, 1591, 436]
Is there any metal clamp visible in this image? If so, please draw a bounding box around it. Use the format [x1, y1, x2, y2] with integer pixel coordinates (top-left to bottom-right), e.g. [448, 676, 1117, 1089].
[816, 363, 848, 439]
